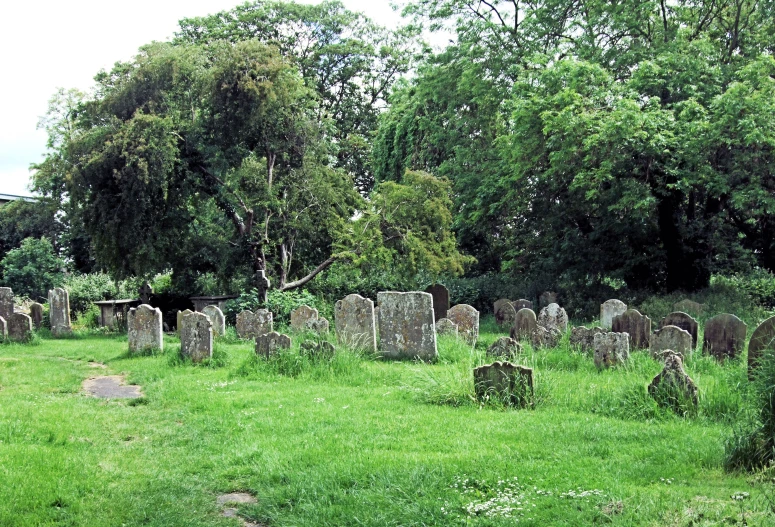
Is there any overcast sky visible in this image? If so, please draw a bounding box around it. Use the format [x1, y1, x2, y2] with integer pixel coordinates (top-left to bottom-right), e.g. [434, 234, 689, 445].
[0, 0, 407, 197]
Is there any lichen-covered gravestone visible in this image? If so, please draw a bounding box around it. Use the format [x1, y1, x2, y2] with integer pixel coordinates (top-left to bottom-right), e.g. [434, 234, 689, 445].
[0, 287, 13, 322]
[612, 309, 651, 349]
[539, 291, 557, 308]
[436, 318, 458, 338]
[377, 291, 437, 360]
[474, 361, 534, 408]
[180, 312, 212, 363]
[306, 317, 330, 334]
[486, 337, 521, 360]
[648, 352, 698, 409]
[674, 299, 704, 316]
[127, 304, 163, 354]
[703, 314, 747, 361]
[0, 316, 7, 340]
[202, 305, 226, 336]
[537, 303, 568, 333]
[748, 315, 775, 379]
[177, 309, 193, 334]
[8, 313, 33, 342]
[594, 332, 630, 369]
[660, 312, 699, 348]
[494, 299, 516, 326]
[446, 304, 480, 345]
[48, 287, 72, 336]
[29, 302, 43, 329]
[600, 299, 627, 331]
[291, 305, 318, 332]
[531, 326, 562, 349]
[236, 309, 273, 340]
[512, 299, 533, 312]
[425, 284, 450, 321]
[510, 308, 537, 341]
[650, 325, 692, 360]
[334, 294, 376, 351]
[570, 326, 604, 353]
[256, 331, 292, 359]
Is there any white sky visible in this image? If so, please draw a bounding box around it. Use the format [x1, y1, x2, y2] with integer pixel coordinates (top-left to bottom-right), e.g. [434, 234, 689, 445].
[0, 0, 408, 197]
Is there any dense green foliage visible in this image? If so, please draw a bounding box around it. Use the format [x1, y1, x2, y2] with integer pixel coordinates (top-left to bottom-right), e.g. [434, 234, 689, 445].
[0, 237, 64, 300]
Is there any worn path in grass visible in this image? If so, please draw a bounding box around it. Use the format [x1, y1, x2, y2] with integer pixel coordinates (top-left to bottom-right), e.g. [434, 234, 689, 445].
[0, 330, 768, 526]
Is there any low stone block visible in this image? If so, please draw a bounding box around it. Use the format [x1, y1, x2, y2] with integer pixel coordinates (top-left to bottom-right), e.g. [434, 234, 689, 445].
[570, 326, 604, 353]
[486, 337, 521, 360]
[256, 331, 292, 358]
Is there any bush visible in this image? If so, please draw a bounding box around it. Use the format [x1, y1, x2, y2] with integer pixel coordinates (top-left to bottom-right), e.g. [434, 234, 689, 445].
[0, 237, 64, 301]
[62, 272, 140, 315]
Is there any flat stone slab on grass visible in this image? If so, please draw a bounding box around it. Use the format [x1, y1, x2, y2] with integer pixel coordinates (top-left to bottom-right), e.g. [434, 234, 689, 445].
[217, 492, 261, 527]
[83, 375, 142, 399]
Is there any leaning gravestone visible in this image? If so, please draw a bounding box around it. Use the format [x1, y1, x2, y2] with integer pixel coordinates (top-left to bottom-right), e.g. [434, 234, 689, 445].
[291, 305, 318, 332]
[570, 326, 604, 353]
[377, 292, 437, 360]
[661, 312, 699, 348]
[425, 284, 450, 321]
[648, 352, 698, 409]
[48, 287, 72, 337]
[255, 331, 292, 359]
[127, 304, 163, 354]
[180, 312, 212, 363]
[531, 326, 562, 349]
[703, 314, 747, 361]
[29, 302, 43, 329]
[446, 304, 480, 345]
[236, 309, 273, 340]
[748, 316, 775, 378]
[486, 337, 521, 360]
[539, 291, 557, 308]
[512, 299, 533, 311]
[494, 299, 515, 326]
[650, 325, 692, 360]
[674, 299, 704, 316]
[177, 309, 193, 334]
[511, 308, 537, 341]
[594, 332, 630, 369]
[474, 361, 534, 408]
[306, 317, 330, 334]
[202, 305, 226, 337]
[335, 294, 376, 351]
[0, 287, 13, 322]
[435, 318, 458, 338]
[8, 313, 33, 342]
[600, 299, 627, 331]
[612, 309, 651, 349]
[0, 316, 6, 341]
[537, 303, 568, 333]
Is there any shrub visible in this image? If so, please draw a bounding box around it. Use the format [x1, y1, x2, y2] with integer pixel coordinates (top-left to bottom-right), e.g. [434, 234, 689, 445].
[61, 272, 140, 315]
[0, 237, 64, 301]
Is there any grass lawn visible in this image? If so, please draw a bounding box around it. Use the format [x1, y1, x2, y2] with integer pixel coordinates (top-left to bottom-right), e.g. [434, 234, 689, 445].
[0, 319, 772, 526]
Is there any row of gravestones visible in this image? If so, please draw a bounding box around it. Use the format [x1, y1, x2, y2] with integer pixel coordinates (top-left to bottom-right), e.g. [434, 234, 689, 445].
[0, 287, 72, 342]
[128, 304, 221, 362]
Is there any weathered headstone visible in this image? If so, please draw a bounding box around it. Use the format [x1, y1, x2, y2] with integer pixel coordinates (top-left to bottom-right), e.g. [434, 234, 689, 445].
[139, 281, 153, 304]
[435, 318, 458, 338]
[494, 299, 515, 326]
[593, 332, 630, 369]
[512, 299, 533, 311]
[486, 337, 521, 360]
[531, 326, 562, 349]
[600, 299, 627, 331]
[335, 294, 376, 351]
[474, 361, 534, 408]
[660, 312, 699, 348]
[255, 331, 292, 359]
[446, 304, 479, 345]
[301, 339, 335, 359]
[377, 291, 437, 360]
[180, 312, 212, 363]
[7, 313, 33, 342]
[0, 287, 13, 322]
[253, 270, 271, 304]
[748, 315, 775, 378]
[306, 316, 330, 334]
[674, 299, 704, 316]
[291, 305, 318, 332]
[703, 313, 747, 361]
[650, 325, 692, 360]
[127, 304, 163, 354]
[48, 287, 72, 337]
[29, 302, 43, 329]
[612, 309, 651, 349]
[0, 316, 6, 340]
[539, 291, 557, 308]
[425, 284, 450, 321]
[177, 309, 193, 334]
[570, 326, 604, 353]
[648, 352, 699, 409]
[235, 309, 273, 340]
[510, 308, 537, 341]
[202, 305, 226, 336]
[537, 303, 568, 333]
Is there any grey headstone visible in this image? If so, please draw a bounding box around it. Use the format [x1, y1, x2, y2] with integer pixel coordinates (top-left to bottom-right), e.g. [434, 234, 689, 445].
[511, 308, 537, 341]
[301, 339, 335, 359]
[29, 302, 43, 329]
[661, 312, 699, 348]
[48, 287, 72, 337]
[180, 312, 213, 363]
[8, 313, 33, 342]
[539, 291, 557, 308]
[0, 316, 6, 340]
[748, 315, 775, 378]
[600, 299, 627, 331]
[235, 309, 273, 340]
[494, 300, 517, 328]
[474, 361, 534, 408]
[512, 299, 533, 311]
[335, 294, 376, 351]
[648, 352, 698, 408]
[594, 332, 630, 369]
[202, 305, 226, 336]
[127, 304, 163, 354]
[377, 291, 437, 360]
[570, 326, 604, 353]
[612, 309, 651, 349]
[531, 325, 562, 349]
[486, 337, 521, 360]
[703, 313, 747, 361]
[425, 284, 450, 321]
[446, 304, 479, 345]
[0, 287, 13, 322]
[650, 325, 692, 360]
[177, 309, 193, 334]
[306, 316, 330, 334]
[537, 303, 568, 333]
[435, 318, 458, 338]
[290, 305, 318, 332]
[256, 331, 291, 358]
[674, 299, 704, 316]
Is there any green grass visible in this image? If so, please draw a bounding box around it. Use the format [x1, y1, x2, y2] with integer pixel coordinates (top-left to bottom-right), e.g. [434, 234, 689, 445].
[0, 320, 773, 526]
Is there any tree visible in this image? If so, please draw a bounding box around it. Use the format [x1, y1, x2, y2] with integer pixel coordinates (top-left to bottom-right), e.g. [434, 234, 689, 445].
[1, 237, 64, 301]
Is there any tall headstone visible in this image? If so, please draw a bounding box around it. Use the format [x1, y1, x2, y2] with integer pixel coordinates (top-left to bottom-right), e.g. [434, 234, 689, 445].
[177, 309, 193, 334]
[202, 305, 226, 336]
[127, 304, 163, 354]
[661, 312, 699, 348]
[254, 270, 271, 304]
[748, 315, 775, 379]
[674, 299, 704, 316]
[612, 309, 651, 349]
[594, 332, 630, 369]
[0, 316, 6, 340]
[139, 282, 153, 305]
[334, 294, 376, 352]
[256, 331, 292, 359]
[494, 299, 517, 327]
[537, 303, 568, 333]
[703, 313, 747, 361]
[29, 302, 43, 329]
[650, 325, 692, 360]
[0, 287, 13, 322]
[48, 287, 72, 336]
[512, 299, 533, 312]
[648, 352, 699, 409]
[435, 318, 458, 338]
[446, 304, 479, 345]
[7, 313, 33, 342]
[474, 361, 534, 408]
[486, 337, 521, 360]
[600, 299, 627, 331]
[291, 305, 318, 332]
[539, 291, 557, 308]
[511, 308, 537, 341]
[570, 326, 604, 353]
[236, 309, 273, 340]
[425, 284, 450, 321]
[180, 312, 213, 363]
[377, 291, 437, 360]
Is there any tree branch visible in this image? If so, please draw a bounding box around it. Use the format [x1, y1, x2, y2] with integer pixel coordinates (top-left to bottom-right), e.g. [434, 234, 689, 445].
[279, 255, 339, 291]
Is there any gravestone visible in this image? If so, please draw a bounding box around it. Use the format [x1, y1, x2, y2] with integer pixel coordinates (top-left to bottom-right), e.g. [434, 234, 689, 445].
[648, 352, 699, 408]
[301, 339, 335, 359]
[703, 313, 747, 361]
[177, 309, 193, 334]
[425, 284, 450, 321]
[202, 305, 226, 336]
[29, 302, 43, 329]
[446, 304, 480, 345]
[512, 299, 533, 311]
[594, 332, 630, 369]
[235, 309, 273, 340]
[306, 317, 330, 334]
[537, 303, 568, 333]
[7, 313, 33, 342]
[127, 304, 163, 354]
[661, 312, 699, 348]
[487, 337, 521, 360]
[494, 299, 515, 326]
[334, 294, 376, 351]
[531, 326, 562, 349]
[291, 305, 318, 332]
[436, 318, 458, 338]
[612, 309, 651, 349]
[748, 315, 775, 378]
[139, 282, 153, 304]
[474, 361, 534, 408]
[253, 270, 271, 304]
[510, 308, 537, 341]
[539, 291, 557, 308]
[570, 326, 604, 353]
[377, 291, 437, 360]
[180, 312, 212, 363]
[0, 316, 6, 340]
[255, 331, 292, 359]
[600, 299, 627, 331]
[0, 287, 13, 322]
[650, 325, 692, 360]
[48, 287, 72, 336]
[674, 299, 704, 316]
